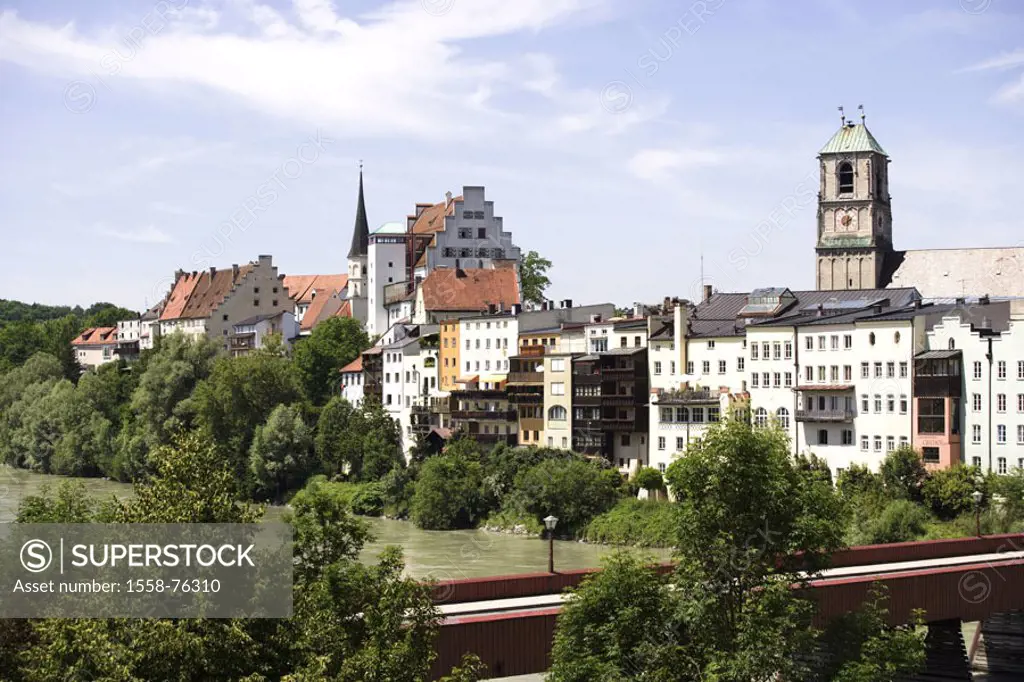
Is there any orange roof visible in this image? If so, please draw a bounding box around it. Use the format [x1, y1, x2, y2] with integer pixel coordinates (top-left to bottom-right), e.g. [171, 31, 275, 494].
[421, 268, 520, 313]
[299, 289, 338, 331]
[335, 300, 352, 318]
[160, 266, 252, 321]
[284, 274, 348, 305]
[71, 327, 118, 346]
[409, 196, 460, 268]
[339, 356, 363, 373]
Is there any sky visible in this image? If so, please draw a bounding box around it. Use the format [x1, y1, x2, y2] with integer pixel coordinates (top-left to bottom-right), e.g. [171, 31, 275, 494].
[0, 0, 1022, 312]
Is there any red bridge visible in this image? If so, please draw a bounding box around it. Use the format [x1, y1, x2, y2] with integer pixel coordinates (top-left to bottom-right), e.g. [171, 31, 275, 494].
[428, 534, 1024, 680]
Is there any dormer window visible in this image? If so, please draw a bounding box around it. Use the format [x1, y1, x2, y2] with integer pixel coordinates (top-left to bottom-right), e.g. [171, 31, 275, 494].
[837, 161, 854, 194]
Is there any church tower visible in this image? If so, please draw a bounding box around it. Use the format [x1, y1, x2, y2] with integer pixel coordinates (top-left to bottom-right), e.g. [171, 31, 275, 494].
[347, 166, 370, 324]
[815, 107, 893, 290]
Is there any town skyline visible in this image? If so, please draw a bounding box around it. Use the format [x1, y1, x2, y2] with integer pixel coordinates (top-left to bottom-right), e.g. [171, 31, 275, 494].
[2, 0, 1022, 310]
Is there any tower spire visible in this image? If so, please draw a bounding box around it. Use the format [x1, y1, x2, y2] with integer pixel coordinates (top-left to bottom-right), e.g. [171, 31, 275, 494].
[348, 163, 369, 259]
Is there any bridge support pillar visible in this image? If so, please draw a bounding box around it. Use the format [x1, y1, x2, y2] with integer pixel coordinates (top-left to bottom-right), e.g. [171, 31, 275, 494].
[972, 610, 1024, 678]
[897, 619, 972, 681]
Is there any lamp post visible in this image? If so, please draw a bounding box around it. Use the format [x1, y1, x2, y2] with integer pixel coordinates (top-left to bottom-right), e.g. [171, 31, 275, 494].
[972, 490, 984, 537]
[543, 515, 559, 574]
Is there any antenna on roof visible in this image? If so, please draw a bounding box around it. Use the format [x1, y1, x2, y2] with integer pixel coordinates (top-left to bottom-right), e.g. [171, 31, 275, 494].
[838, 105, 845, 126]
[858, 104, 865, 123]
[359, 159, 363, 172]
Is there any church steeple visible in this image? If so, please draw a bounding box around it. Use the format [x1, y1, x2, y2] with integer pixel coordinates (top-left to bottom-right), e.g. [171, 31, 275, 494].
[348, 164, 369, 259]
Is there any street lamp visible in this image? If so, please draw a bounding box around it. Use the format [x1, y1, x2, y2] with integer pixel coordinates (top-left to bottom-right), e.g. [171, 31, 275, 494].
[972, 490, 984, 537]
[544, 515, 559, 574]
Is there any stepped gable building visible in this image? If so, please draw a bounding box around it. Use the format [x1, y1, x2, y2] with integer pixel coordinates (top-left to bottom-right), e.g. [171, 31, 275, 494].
[814, 110, 1024, 298]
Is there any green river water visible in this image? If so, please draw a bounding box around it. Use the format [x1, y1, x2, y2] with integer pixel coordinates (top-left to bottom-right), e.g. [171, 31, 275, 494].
[0, 467, 668, 579]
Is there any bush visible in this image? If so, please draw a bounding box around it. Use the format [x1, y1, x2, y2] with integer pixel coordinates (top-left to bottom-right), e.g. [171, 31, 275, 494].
[837, 464, 884, 501]
[922, 465, 983, 521]
[410, 454, 487, 530]
[880, 447, 927, 501]
[633, 467, 664, 494]
[350, 481, 387, 516]
[514, 458, 624, 536]
[853, 499, 929, 545]
[582, 499, 678, 547]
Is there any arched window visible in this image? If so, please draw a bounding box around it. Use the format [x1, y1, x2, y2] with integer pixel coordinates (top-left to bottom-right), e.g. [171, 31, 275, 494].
[894, 331, 901, 344]
[948, 338, 956, 350]
[869, 332, 876, 346]
[548, 405, 567, 421]
[776, 407, 790, 430]
[837, 161, 854, 194]
[754, 407, 769, 428]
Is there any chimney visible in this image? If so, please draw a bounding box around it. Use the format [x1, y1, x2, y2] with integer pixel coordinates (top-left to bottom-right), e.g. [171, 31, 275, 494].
[455, 268, 467, 279]
[955, 297, 966, 306]
[488, 303, 497, 314]
[174, 268, 185, 281]
[703, 284, 713, 303]
[511, 303, 522, 316]
[445, 191, 453, 207]
[816, 303, 825, 318]
[232, 264, 239, 279]
[674, 303, 689, 379]
[590, 314, 602, 324]
[913, 299, 922, 309]
[980, 294, 990, 305]
[633, 302, 645, 318]
[209, 266, 217, 278]
[561, 299, 573, 309]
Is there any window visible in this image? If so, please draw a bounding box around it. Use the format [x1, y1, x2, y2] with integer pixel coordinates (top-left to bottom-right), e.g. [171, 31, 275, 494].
[709, 407, 720, 422]
[899, 362, 908, 378]
[773, 342, 781, 360]
[804, 366, 812, 382]
[830, 335, 839, 350]
[874, 362, 882, 378]
[773, 372, 781, 388]
[869, 332, 876, 346]
[776, 407, 790, 429]
[818, 429, 829, 445]
[861, 362, 869, 378]
[718, 360, 727, 374]
[972, 394, 982, 411]
[874, 436, 882, 452]
[1018, 425, 1024, 444]
[998, 394, 1007, 412]
[817, 366, 825, 382]
[805, 336, 813, 351]
[999, 457, 1008, 475]
[784, 372, 793, 388]
[922, 447, 940, 464]
[658, 437, 666, 450]
[671, 361, 676, 374]
[973, 361, 982, 380]
[860, 435, 869, 451]
[830, 366, 839, 382]
[737, 357, 745, 371]
[874, 395, 882, 413]
[886, 436, 895, 452]
[253, 299, 259, 307]
[708, 340, 716, 349]
[784, 341, 793, 359]
[837, 161, 854, 193]
[702, 361, 711, 374]
[972, 425, 982, 444]
[621, 434, 630, 446]
[548, 405, 567, 421]
[899, 395, 908, 414]
[751, 374, 760, 388]
[620, 337, 627, 348]
[842, 430, 853, 446]
[550, 382, 565, 396]
[843, 365, 852, 381]
[998, 361, 1007, 380]
[861, 395, 869, 412]
[751, 344, 759, 360]
[676, 437, 685, 451]
[654, 361, 662, 375]
[1019, 394, 1024, 412]
[997, 424, 1006, 444]
[918, 397, 945, 434]
[692, 407, 705, 423]
[843, 334, 853, 349]
[635, 336, 642, 347]
[886, 362, 895, 378]
[1019, 361, 1024, 380]
[686, 361, 694, 374]
[887, 395, 895, 413]
[763, 372, 770, 387]
[973, 456, 982, 468]
[551, 358, 565, 372]
[818, 335, 826, 350]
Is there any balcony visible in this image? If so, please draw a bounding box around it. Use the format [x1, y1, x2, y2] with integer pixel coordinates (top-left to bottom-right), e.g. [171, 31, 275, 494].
[656, 388, 717, 404]
[603, 365, 637, 375]
[517, 345, 546, 358]
[384, 280, 414, 305]
[795, 409, 856, 423]
[573, 373, 602, 385]
[573, 395, 602, 406]
[452, 409, 518, 421]
[451, 388, 506, 399]
[601, 394, 638, 406]
[914, 376, 962, 398]
[508, 371, 544, 384]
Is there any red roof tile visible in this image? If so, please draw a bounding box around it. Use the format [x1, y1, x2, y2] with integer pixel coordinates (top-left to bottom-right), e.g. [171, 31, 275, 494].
[160, 266, 252, 321]
[284, 274, 349, 304]
[300, 288, 343, 331]
[71, 327, 118, 346]
[339, 356, 363, 373]
[421, 268, 520, 313]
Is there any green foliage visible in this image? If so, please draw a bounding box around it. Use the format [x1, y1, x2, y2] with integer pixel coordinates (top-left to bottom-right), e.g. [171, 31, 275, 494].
[411, 453, 486, 530]
[437, 654, 488, 682]
[518, 250, 552, 307]
[292, 316, 370, 405]
[193, 353, 304, 479]
[633, 466, 664, 493]
[879, 446, 927, 501]
[315, 396, 358, 476]
[287, 476, 372, 582]
[849, 499, 929, 546]
[582, 499, 678, 547]
[478, 443, 568, 501]
[513, 457, 623, 536]
[836, 463, 884, 501]
[922, 464, 984, 520]
[0, 352, 63, 412]
[249, 404, 315, 502]
[795, 451, 834, 486]
[16, 481, 102, 523]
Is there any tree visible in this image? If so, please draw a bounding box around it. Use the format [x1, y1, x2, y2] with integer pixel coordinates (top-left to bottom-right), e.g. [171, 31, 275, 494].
[880, 446, 927, 501]
[315, 396, 359, 477]
[547, 418, 925, 681]
[848, 499, 929, 546]
[922, 464, 984, 521]
[40, 314, 84, 379]
[514, 458, 623, 536]
[518, 250, 552, 307]
[633, 467, 664, 499]
[0, 321, 45, 372]
[192, 352, 304, 478]
[410, 453, 487, 530]
[353, 400, 403, 482]
[836, 463, 884, 501]
[249, 404, 315, 501]
[292, 317, 370, 405]
[287, 476, 372, 582]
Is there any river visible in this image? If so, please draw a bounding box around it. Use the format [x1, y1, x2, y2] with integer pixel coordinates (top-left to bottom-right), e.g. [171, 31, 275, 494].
[0, 468, 669, 579]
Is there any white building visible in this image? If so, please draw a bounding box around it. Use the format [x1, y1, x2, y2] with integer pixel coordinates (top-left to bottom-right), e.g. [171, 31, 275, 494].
[71, 327, 118, 370]
[339, 356, 364, 407]
[228, 312, 297, 356]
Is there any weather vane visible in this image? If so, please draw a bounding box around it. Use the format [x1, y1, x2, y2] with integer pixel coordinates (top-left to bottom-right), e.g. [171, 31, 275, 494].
[858, 104, 865, 122]
[838, 105, 845, 125]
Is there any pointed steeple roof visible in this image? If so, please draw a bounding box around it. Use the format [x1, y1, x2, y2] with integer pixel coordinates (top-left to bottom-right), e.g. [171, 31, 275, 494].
[348, 167, 369, 259]
[819, 123, 888, 156]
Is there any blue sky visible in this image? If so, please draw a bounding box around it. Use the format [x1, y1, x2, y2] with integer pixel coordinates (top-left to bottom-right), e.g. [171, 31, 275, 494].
[1, 0, 1022, 311]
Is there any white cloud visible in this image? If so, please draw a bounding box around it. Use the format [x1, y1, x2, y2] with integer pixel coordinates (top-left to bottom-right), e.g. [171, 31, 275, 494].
[960, 48, 1024, 105]
[96, 225, 174, 244]
[627, 147, 727, 182]
[0, 1, 612, 140]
